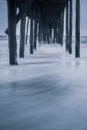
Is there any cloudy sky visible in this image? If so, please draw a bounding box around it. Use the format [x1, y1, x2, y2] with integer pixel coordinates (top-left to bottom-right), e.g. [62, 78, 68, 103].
[0, 0, 87, 36]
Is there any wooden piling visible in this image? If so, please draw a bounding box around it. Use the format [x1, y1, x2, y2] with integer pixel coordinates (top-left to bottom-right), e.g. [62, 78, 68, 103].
[19, 13, 26, 58]
[58, 11, 64, 46]
[75, 0, 80, 58]
[34, 20, 37, 50]
[30, 18, 34, 54]
[53, 28, 55, 43]
[66, 0, 69, 51]
[43, 28, 47, 43]
[56, 27, 58, 44]
[58, 18, 61, 44]
[69, 0, 72, 54]
[33, 0, 38, 49]
[47, 33, 50, 44]
[25, 17, 29, 45]
[7, 0, 18, 65]
[38, 22, 42, 43]
[49, 27, 52, 39]
[54, 26, 57, 43]
[60, 9, 64, 45]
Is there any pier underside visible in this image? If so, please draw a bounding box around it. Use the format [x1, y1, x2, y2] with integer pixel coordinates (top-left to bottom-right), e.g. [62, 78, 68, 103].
[6, 0, 80, 65]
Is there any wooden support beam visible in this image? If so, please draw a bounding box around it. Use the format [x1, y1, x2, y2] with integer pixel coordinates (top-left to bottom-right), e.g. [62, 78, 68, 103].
[47, 32, 50, 44]
[7, 0, 18, 65]
[49, 28, 52, 39]
[43, 28, 47, 43]
[5, 0, 33, 35]
[57, 17, 60, 44]
[33, 0, 38, 49]
[30, 18, 34, 54]
[34, 20, 37, 50]
[53, 28, 55, 43]
[49, 27, 52, 43]
[54, 26, 57, 43]
[66, 1, 69, 51]
[60, 10, 64, 45]
[38, 22, 42, 43]
[5, 10, 23, 35]
[58, 10, 64, 46]
[19, 13, 26, 58]
[38, 19, 44, 44]
[25, 17, 29, 45]
[56, 28, 58, 43]
[75, 0, 80, 58]
[69, 0, 73, 54]
[54, 27, 56, 42]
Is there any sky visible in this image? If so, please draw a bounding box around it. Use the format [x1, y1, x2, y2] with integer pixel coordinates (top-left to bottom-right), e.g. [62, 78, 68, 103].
[0, 0, 87, 36]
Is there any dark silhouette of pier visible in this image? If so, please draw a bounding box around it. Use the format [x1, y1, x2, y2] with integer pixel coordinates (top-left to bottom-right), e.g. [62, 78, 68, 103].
[5, 0, 80, 65]
[2, 1, 87, 130]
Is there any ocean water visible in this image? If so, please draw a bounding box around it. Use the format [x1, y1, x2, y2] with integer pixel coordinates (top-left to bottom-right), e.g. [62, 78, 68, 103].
[1, 35, 87, 130]
[0, 35, 87, 64]
[0, 35, 87, 42]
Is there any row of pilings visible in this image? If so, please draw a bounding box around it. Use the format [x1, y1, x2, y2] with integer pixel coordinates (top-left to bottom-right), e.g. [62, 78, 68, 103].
[6, 0, 80, 65]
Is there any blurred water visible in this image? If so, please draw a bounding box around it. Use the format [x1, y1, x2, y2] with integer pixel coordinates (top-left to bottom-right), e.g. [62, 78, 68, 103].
[0, 36, 87, 130]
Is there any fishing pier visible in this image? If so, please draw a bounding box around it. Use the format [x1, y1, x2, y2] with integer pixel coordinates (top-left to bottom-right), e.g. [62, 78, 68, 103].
[6, 0, 80, 65]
